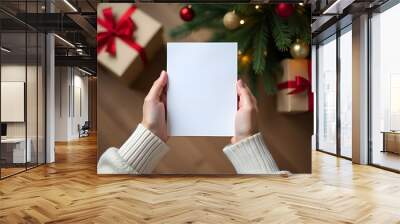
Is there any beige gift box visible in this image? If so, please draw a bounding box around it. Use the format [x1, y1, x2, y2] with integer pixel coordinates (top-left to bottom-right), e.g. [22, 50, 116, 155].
[277, 59, 311, 113]
[97, 3, 163, 83]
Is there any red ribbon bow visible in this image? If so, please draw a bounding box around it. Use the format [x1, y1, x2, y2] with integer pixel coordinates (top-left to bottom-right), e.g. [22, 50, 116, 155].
[97, 6, 147, 63]
[277, 75, 311, 95]
[277, 61, 313, 111]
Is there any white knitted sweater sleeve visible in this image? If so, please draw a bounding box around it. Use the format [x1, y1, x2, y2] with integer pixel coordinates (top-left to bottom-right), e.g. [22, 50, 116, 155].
[223, 133, 280, 174]
[98, 125, 280, 174]
[97, 124, 169, 174]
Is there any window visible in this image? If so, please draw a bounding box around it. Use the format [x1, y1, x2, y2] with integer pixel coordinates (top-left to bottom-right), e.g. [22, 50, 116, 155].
[370, 2, 400, 171]
[390, 75, 400, 130]
[316, 25, 353, 159]
[317, 36, 337, 154]
[339, 28, 352, 158]
[0, 1, 47, 179]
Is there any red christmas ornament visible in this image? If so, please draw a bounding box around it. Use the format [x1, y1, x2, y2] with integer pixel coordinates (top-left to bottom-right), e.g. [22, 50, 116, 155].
[275, 3, 294, 18]
[180, 5, 194, 22]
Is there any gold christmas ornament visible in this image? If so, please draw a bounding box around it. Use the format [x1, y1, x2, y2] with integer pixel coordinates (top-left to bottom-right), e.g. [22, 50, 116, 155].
[223, 11, 240, 30]
[240, 54, 251, 66]
[290, 39, 310, 59]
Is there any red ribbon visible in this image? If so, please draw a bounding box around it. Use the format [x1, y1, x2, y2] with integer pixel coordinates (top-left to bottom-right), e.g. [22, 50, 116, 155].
[97, 6, 147, 63]
[277, 75, 310, 95]
[277, 61, 313, 112]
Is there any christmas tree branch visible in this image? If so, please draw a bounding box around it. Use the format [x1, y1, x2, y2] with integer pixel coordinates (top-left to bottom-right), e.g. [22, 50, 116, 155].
[252, 16, 268, 75]
[170, 4, 311, 95]
[270, 13, 293, 51]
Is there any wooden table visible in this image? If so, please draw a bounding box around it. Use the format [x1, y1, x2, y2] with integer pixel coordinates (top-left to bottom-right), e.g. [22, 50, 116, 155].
[381, 131, 400, 154]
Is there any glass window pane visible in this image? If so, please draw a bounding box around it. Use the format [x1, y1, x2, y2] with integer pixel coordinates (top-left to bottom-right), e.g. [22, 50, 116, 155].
[0, 1, 46, 178]
[27, 31, 38, 169]
[38, 32, 45, 165]
[371, 3, 400, 171]
[318, 36, 337, 154]
[1, 31, 27, 177]
[26, 0, 41, 169]
[340, 29, 352, 158]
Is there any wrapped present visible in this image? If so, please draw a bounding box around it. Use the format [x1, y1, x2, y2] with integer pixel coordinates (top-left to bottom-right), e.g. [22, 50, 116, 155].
[277, 59, 313, 113]
[97, 3, 163, 83]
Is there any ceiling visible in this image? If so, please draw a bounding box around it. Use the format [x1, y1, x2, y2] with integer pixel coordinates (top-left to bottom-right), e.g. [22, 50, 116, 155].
[1, 0, 393, 74]
[0, 0, 96, 14]
[0, 0, 96, 74]
[311, 0, 390, 41]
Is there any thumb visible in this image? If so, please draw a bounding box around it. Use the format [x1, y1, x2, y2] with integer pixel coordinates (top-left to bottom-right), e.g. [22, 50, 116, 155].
[146, 70, 168, 101]
[237, 79, 253, 107]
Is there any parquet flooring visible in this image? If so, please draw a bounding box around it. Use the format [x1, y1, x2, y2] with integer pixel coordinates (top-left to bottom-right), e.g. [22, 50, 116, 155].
[0, 167, 26, 178]
[1, 134, 400, 223]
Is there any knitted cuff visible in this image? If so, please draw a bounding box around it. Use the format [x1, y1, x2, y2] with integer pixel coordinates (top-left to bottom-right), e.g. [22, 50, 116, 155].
[118, 124, 169, 174]
[223, 133, 279, 174]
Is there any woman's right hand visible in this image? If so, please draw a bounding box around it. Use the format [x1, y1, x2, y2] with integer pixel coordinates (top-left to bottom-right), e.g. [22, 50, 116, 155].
[141, 73, 259, 144]
[231, 79, 259, 144]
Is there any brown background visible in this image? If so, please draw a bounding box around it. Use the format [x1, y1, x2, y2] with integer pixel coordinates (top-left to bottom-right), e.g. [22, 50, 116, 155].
[97, 4, 312, 174]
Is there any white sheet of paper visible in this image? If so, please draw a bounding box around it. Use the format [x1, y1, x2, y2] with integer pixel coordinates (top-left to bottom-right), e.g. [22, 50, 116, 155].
[167, 42, 237, 136]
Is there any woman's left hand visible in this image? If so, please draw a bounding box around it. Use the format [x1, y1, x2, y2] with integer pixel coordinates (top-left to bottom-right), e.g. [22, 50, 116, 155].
[141, 70, 169, 142]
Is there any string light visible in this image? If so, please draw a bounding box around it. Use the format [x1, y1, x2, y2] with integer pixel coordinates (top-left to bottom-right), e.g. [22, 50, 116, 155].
[239, 19, 245, 25]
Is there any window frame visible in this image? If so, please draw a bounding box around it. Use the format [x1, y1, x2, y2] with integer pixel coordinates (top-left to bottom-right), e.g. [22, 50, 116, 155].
[315, 22, 353, 160]
[0, 0, 48, 180]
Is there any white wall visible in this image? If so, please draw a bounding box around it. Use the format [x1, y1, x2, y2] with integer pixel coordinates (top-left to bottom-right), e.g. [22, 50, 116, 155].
[1, 64, 46, 164]
[72, 73, 89, 138]
[54, 67, 89, 141]
[55, 67, 69, 141]
[1, 82, 25, 122]
[1, 66, 26, 140]
[1, 65, 37, 137]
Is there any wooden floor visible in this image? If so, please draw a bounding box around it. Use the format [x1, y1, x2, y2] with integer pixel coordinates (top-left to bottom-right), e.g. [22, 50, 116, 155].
[1, 167, 26, 178]
[1, 135, 400, 223]
[1, 163, 45, 178]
